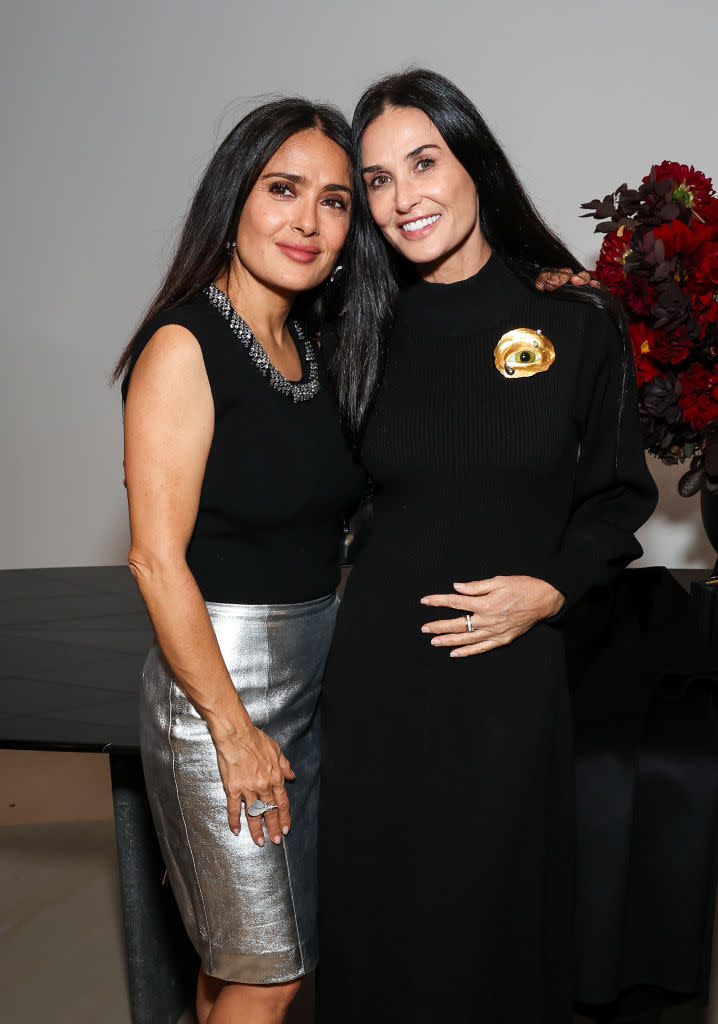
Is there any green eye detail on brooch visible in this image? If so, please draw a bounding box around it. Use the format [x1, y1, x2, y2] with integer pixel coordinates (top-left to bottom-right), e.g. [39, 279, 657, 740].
[494, 328, 555, 379]
[509, 349, 537, 365]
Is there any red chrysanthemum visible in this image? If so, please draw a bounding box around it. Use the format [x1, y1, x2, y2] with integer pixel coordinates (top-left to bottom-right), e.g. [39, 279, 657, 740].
[650, 219, 699, 261]
[651, 324, 694, 365]
[678, 362, 718, 430]
[596, 228, 632, 292]
[692, 290, 718, 338]
[698, 197, 718, 225]
[684, 235, 718, 294]
[648, 161, 714, 212]
[629, 323, 662, 384]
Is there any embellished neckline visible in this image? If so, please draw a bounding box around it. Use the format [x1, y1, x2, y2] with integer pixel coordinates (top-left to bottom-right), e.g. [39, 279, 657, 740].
[203, 283, 320, 403]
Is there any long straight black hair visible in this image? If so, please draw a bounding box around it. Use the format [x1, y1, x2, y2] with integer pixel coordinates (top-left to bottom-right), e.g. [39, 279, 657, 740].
[112, 97, 352, 386]
[333, 68, 629, 439]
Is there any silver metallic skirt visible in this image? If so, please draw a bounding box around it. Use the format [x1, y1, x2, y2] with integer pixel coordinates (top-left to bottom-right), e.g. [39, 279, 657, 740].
[139, 593, 338, 984]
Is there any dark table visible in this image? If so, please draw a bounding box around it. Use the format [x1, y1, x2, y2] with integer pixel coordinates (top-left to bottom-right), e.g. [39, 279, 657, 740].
[0, 566, 194, 1024]
[1, 565, 715, 1024]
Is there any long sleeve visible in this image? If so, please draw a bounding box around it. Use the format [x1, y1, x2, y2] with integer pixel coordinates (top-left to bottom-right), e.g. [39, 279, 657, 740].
[531, 306, 658, 612]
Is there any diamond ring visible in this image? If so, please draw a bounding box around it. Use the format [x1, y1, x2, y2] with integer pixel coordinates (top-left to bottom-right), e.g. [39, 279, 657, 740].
[247, 799, 279, 818]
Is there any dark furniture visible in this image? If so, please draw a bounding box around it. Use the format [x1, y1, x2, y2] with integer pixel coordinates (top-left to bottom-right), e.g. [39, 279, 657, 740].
[1, 565, 716, 1024]
[0, 567, 196, 1024]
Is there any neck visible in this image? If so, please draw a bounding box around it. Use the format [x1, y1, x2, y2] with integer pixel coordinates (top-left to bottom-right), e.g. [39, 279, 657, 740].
[219, 258, 294, 345]
[418, 222, 492, 285]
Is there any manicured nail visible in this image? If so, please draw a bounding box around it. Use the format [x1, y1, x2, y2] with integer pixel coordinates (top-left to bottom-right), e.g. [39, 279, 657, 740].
[421, 625, 430, 633]
[420, 598, 428, 605]
[257, 837, 264, 847]
[450, 651, 459, 657]
[232, 828, 240, 836]
[273, 835, 282, 845]
[431, 638, 440, 646]
[282, 825, 289, 835]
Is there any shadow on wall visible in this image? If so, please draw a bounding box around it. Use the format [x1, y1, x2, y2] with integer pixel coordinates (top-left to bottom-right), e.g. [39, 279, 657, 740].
[636, 460, 715, 569]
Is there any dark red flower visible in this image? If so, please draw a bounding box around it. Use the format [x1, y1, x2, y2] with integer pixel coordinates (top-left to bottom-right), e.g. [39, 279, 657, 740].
[629, 323, 662, 384]
[595, 228, 632, 293]
[684, 235, 718, 293]
[692, 290, 718, 338]
[623, 274, 657, 316]
[697, 197, 718, 225]
[649, 220, 699, 262]
[651, 324, 694, 364]
[648, 161, 714, 213]
[678, 362, 718, 430]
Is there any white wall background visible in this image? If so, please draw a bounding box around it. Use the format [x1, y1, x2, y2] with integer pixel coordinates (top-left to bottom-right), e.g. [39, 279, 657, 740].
[2, 0, 716, 570]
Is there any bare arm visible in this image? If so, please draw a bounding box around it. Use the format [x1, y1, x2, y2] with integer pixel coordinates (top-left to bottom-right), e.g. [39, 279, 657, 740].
[124, 325, 293, 845]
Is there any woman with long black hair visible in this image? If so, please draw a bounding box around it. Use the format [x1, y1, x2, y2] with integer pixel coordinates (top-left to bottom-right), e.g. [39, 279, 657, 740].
[318, 69, 658, 1022]
[115, 99, 364, 1023]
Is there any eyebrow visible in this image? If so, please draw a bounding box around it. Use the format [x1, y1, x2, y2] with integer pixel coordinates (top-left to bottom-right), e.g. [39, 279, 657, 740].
[361, 144, 440, 175]
[261, 171, 352, 196]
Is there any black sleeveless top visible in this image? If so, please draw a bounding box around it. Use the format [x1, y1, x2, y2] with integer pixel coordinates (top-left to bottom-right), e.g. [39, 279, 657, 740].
[122, 287, 365, 604]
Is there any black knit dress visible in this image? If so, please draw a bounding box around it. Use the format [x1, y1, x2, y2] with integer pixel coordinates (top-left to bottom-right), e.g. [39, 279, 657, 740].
[317, 254, 658, 1023]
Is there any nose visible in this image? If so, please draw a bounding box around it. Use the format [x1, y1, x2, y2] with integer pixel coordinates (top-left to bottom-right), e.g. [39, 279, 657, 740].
[291, 197, 319, 236]
[393, 176, 420, 215]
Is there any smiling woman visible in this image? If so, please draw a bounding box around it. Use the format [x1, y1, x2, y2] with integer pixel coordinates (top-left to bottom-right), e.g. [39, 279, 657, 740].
[317, 69, 658, 1024]
[361, 106, 490, 280]
[113, 99, 364, 1024]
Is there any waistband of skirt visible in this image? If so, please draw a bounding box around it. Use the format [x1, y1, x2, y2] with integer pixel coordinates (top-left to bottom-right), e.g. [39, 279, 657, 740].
[204, 592, 337, 621]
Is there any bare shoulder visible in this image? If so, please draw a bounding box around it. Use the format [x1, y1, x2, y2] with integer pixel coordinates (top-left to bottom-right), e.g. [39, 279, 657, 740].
[131, 323, 204, 380]
[126, 324, 210, 406]
[125, 323, 213, 442]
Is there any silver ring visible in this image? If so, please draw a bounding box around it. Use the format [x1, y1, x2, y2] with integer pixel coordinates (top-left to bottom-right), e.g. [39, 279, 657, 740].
[247, 799, 279, 818]
[465, 613, 475, 633]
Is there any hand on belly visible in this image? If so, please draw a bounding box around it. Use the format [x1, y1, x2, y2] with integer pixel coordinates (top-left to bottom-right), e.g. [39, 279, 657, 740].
[419, 575, 565, 657]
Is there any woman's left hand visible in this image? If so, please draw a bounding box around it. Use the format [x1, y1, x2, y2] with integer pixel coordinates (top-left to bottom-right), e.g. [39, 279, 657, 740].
[420, 576, 565, 657]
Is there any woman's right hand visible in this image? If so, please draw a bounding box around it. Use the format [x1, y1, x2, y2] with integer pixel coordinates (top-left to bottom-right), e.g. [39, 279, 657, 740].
[213, 725, 295, 847]
[535, 267, 600, 291]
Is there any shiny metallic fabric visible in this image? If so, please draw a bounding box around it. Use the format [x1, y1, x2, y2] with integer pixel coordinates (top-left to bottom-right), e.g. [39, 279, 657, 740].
[139, 593, 338, 983]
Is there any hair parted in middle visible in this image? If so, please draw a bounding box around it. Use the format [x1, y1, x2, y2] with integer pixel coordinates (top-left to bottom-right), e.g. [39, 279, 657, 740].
[332, 67, 629, 440]
[113, 96, 352, 388]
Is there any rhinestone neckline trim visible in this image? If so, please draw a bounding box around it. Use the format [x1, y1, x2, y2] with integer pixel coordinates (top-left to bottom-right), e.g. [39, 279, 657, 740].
[203, 283, 320, 403]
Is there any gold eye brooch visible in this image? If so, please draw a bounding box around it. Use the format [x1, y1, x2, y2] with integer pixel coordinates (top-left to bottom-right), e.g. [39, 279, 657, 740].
[494, 328, 555, 379]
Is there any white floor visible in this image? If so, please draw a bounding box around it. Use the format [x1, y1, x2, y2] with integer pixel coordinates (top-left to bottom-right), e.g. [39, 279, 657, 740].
[0, 749, 709, 1023]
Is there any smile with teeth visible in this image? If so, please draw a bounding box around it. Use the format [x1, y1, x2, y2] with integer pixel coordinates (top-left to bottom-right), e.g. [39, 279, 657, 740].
[400, 214, 441, 234]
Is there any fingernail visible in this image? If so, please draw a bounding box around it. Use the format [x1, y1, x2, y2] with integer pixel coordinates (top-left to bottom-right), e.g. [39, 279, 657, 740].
[450, 650, 459, 658]
[257, 837, 265, 847]
[282, 825, 289, 835]
[232, 828, 240, 836]
[421, 625, 430, 633]
[536, 282, 544, 290]
[431, 638, 440, 646]
[273, 835, 282, 845]
[420, 598, 428, 605]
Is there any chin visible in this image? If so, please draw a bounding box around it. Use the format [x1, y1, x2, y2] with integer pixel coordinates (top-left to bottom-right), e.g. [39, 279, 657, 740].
[395, 239, 445, 267]
[273, 267, 328, 294]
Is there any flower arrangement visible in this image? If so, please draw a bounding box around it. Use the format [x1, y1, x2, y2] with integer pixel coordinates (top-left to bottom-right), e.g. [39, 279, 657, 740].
[581, 162, 718, 495]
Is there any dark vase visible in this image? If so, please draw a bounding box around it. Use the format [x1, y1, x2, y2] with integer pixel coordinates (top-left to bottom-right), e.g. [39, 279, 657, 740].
[700, 486, 718, 576]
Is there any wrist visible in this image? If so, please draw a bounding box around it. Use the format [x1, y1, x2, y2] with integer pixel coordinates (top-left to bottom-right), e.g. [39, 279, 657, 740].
[205, 704, 253, 744]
